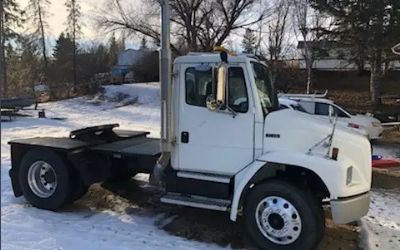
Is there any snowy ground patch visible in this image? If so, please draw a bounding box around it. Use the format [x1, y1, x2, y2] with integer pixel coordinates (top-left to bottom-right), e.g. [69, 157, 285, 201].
[1, 83, 225, 250]
[360, 189, 400, 250]
[2, 82, 399, 250]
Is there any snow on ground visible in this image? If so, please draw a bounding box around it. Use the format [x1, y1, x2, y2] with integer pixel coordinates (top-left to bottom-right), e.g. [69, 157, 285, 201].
[1, 82, 399, 250]
[1, 83, 225, 250]
[360, 189, 400, 250]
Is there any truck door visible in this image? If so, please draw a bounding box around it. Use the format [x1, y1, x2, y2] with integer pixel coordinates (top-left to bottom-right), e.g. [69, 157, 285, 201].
[177, 63, 255, 176]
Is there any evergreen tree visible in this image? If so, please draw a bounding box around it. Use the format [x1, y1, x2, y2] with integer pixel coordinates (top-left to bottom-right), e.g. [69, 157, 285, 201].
[25, 0, 51, 76]
[140, 37, 147, 50]
[51, 33, 74, 87]
[241, 28, 257, 54]
[1, 0, 24, 97]
[311, 0, 400, 105]
[108, 34, 120, 67]
[94, 44, 109, 73]
[65, 0, 81, 92]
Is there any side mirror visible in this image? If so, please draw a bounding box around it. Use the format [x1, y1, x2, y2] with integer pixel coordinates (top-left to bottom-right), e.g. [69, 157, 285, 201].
[206, 62, 227, 112]
[216, 64, 227, 105]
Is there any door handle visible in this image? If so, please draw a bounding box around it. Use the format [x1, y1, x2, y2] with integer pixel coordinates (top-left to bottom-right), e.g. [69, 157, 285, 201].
[181, 131, 189, 143]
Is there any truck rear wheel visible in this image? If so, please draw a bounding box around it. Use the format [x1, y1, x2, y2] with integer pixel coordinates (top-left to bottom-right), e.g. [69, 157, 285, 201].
[19, 149, 73, 210]
[69, 176, 89, 202]
[244, 180, 325, 250]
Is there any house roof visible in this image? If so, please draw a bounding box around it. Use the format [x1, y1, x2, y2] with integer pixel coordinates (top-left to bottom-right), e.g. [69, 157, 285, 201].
[174, 53, 258, 64]
[297, 40, 347, 50]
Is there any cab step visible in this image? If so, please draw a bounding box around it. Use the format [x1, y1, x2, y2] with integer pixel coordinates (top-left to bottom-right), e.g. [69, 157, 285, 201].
[160, 193, 231, 211]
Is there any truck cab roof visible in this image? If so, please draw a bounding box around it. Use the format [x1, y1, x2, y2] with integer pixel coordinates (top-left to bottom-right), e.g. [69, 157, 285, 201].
[174, 53, 259, 64]
[287, 97, 334, 104]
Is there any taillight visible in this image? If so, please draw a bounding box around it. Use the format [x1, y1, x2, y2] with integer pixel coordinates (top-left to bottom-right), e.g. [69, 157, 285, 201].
[348, 123, 360, 129]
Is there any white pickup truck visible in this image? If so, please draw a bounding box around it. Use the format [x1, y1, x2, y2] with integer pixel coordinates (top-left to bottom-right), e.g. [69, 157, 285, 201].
[7, 2, 371, 249]
[279, 96, 384, 139]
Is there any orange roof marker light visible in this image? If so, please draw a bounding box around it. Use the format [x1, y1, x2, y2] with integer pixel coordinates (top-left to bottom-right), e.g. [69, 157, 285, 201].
[213, 46, 237, 56]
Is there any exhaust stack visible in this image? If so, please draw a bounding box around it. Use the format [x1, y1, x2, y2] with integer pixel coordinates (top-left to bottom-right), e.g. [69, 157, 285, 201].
[150, 0, 172, 186]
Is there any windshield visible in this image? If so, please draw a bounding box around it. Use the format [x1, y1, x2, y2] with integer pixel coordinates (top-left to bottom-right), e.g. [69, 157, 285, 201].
[251, 62, 279, 114]
[291, 104, 307, 112]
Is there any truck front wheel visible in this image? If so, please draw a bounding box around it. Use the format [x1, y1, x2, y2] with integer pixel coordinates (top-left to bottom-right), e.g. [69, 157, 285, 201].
[19, 149, 73, 210]
[244, 180, 325, 250]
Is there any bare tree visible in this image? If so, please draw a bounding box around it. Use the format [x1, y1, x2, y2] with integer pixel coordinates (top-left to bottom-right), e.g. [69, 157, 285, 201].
[26, 0, 50, 77]
[266, 0, 290, 83]
[267, 1, 290, 61]
[252, 1, 290, 84]
[293, 0, 330, 93]
[293, 0, 312, 93]
[65, 0, 81, 92]
[96, 0, 266, 55]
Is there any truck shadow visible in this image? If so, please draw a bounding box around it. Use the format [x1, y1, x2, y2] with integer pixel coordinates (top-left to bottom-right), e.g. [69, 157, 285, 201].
[75, 175, 358, 250]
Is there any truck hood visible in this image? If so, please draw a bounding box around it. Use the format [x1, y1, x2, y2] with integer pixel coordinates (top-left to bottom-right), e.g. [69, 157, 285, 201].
[263, 109, 371, 190]
[263, 110, 367, 153]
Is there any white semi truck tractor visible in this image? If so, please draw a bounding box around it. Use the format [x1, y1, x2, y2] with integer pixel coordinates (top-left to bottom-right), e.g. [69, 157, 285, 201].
[8, 1, 371, 249]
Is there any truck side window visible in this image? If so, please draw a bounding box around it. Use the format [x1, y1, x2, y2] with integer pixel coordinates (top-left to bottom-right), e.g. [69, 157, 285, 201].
[315, 103, 329, 115]
[228, 67, 248, 113]
[185, 67, 213, 107]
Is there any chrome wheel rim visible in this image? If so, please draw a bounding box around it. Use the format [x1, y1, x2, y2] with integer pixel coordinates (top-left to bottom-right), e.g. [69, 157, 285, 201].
[255, 196, 302, 245]
[27, 161, 57, 198]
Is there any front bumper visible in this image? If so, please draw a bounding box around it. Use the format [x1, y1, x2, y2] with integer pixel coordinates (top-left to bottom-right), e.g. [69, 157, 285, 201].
[330, 192, 370, 224]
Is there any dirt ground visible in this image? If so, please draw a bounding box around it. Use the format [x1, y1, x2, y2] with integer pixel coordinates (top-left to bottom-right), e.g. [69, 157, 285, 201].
[71, 176, 359, 250]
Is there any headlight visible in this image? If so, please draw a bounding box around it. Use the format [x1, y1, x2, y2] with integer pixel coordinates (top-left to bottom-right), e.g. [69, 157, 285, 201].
[371, 121, 380, 127]
[346, 166, 353, 185]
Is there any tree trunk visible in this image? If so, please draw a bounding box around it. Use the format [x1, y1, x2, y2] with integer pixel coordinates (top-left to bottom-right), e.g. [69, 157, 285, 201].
[72, 0, 77, 93]
[370, 52, 383, 106]
[0, 2, 6, 98]
[304, 51, 312, 94]
[306, 61, 312, 94]
[38, 2, 48, 73]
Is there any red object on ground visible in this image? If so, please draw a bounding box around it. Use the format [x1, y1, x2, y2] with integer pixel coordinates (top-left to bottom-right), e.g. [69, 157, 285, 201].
[372, 159, 400, 169]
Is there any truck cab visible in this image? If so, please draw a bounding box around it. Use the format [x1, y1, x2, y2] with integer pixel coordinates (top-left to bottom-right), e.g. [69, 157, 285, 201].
[8, 52, 371, 250]
[172, 53, 277, 175]
[163, 53, 371, 248]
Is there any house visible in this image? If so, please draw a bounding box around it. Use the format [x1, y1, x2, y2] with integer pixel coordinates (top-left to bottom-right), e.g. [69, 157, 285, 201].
[296, 40, 400, 71]
[111, 49, 158, 83]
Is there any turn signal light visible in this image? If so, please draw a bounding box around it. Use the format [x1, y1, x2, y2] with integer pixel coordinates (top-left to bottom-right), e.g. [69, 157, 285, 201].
[332, 147, 339, 160]
[348, 123, 360, 129]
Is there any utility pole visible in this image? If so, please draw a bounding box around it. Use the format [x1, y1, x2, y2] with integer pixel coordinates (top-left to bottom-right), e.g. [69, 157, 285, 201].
[150, 0, 172, 185]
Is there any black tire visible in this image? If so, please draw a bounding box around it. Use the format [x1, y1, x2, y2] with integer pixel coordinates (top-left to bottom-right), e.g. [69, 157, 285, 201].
[244, 180, 325, 250]
[19, 149, 73, 210]
[68, 167, 89, 202]
[69, 176, 89, 202]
